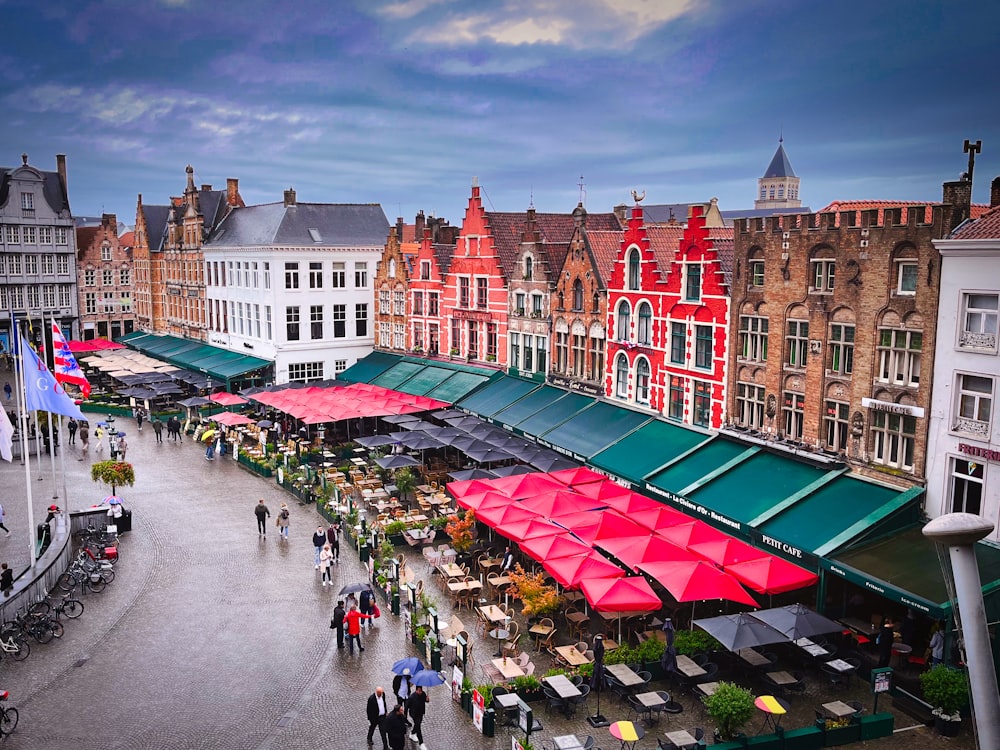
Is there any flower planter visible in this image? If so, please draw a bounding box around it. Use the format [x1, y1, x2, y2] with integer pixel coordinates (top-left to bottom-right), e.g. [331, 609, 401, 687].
[934, 716, 961, 737]
[822, 722, 861, 746]
[516, 687, 544, 703]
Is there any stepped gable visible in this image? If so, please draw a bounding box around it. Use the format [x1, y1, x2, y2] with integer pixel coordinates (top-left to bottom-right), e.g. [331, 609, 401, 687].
[582, 228, 624, 286]
[707, 225, 735, 287]
[645, 224, 686, 280]
[486, 210, 621, 278]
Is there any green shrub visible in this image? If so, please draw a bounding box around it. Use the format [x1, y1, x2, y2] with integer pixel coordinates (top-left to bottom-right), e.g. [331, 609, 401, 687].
[703, 681, 755, 740]
[920, 665, 969, 717]
[604, 644, 638, 665]
[544, 667, 567, 678]
[637, 638, 665, 663]
[512, 674, 541, 691]
[475, 684, 493, 706]
[674, 629, 722, 655]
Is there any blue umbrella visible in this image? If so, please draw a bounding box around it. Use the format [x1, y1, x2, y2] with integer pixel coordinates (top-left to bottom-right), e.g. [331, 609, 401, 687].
[116, 431, 127, 437]
[391, 657, 425, 675]
[96, 422, 109, 427]
[410, 669, 446, 687]
[103, 496, 123, 505]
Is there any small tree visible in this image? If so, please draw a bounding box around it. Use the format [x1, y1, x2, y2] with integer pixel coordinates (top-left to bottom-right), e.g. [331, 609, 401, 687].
[445, 509, 476, 554]
[394, 467, 417, 506]
[506, 563, 562, 617]
[920, 665, 969, 719]
[91, 460, 136, 496]
[703, 681, 755, 740]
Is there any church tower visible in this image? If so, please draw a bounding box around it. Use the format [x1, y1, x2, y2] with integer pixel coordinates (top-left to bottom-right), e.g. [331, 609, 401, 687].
[755, 137, 801, 209]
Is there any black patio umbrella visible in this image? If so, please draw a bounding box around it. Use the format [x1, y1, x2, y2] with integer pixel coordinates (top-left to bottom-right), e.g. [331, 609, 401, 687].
[660, 618, 678, 676]
[240, 385, 266, 396]
[443, 415, 489, 432]
[446, 434, 490, 452]
[503, 442, 548, 462]
[588, 633, 609, 727]
[357, 434, 399, 448]
[528, 453, 580, 472]
[693, 612, 789, 652]
[486, 433, 532, 451]
[374, 454, 421, 470]
[749, 604, 842, 641]
[382, 413, 422, 425]
[467, 423, 507, 441]
[339, 582, 374, 596]
[397, 419, 437, 431]
[177, 396, 211, 407]
[431, 408, 467, 420]
[448, 468, 497, 481]
[464, 445, 516, 465]
[395, 432, 445, 451]
[422, 426, 464, 441]
[257, 420, 274, 428]
[489, 464, 536, 478]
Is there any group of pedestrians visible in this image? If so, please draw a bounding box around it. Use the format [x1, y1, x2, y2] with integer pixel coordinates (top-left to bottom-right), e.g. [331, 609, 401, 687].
[313, 523, 341, 586]
[366, 675, 429, 750]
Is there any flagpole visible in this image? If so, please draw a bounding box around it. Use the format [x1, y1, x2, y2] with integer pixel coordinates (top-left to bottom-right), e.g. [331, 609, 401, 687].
[10, 314, 26, 467]
[15, 332, 37, 565]
[35, 410, 44, 482]
[47, 411, 58, 497]
[58, 415, 68, 502]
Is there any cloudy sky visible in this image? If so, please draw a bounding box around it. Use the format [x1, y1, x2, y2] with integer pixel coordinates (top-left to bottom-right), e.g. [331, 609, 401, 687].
[3, 0, 998, 224]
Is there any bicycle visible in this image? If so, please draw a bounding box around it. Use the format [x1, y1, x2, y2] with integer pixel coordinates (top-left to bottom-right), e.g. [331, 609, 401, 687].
[56, 560, 112, 594]
[0, 631, 29, 662]
[0, 690, 18, 736]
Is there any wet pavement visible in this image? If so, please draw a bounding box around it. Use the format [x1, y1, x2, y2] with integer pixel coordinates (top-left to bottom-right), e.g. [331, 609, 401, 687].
[0, 412, 979, 749]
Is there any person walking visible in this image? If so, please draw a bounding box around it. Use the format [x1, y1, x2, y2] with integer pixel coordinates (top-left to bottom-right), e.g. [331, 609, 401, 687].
[0, 563, 12, 597]
[384, 704, 407, 750]
[359, 586, 375, 631]
[204, 431, 216, 461]
[78, 421, 89, 460]
[928, 622, 945, 666]
[2, 382, 10, 401]
[94, 425, 105, 453]
[327, 522, 341, 563]
[67, 417, 77, 445]
[254, 499, 270, 536]
[407, 684, 429, 749]
[392, 669, 412, 710]
[366, 687, 389, 749]
[118, 435, 128, 461]
[312, 526, 327, 569]
[135, 407, 144, 432]
[320, 543, 334, 586]
[109, 432, 120, 460]
[344, 603, 371, 652]
[331, 600, 346, 648]
[275, 503, 290, 539]
[877, 617, 895, 668]
[0, 503, 10, 536]
[152, 416, 163, 443]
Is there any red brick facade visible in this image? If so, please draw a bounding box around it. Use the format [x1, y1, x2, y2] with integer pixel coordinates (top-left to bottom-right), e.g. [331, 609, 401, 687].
[374, 227, 410, 352]
[75, 214, 137, 340]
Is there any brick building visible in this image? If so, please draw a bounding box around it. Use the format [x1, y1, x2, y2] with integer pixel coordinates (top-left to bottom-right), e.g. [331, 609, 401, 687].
[133, 165, 243, 340]
[726, 179, 971, 486]
[76, 213, 136, 341]
[374, 226, 411, 353]
[408, 215, 457, 357]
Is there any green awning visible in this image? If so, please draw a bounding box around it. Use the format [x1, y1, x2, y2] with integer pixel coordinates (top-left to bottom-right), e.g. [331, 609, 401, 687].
[686, 451, 832, 524]
[493, 385, 567, 427]
[457, 375, 540, 418]
[591, 420, 708, 485]
[540, 402, 652, 460]
[338, 352, 403, 383]
[426, 372, 491, 403]
[386, 365, 454, 396]
[123, 333, 272, 382]
[371, 361, 426, 390]
[759, 476, 922, 557]
[646, 437, 748, 493]
[517, 391, 596, 438]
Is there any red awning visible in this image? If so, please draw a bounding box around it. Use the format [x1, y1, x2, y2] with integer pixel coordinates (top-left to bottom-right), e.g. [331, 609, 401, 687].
[210, 411, 254, 426]
[489, 473, 566, 500]
[628, 504, 692, 532]
[520, 533, 594, 562]
[599, 491, 661, 515]
[657, 521, 732, 548]
[572, 480, 634, 503]
[580, 576, 661, 614]
[456, 490, 512, 512]
[638, 560, 759, 607]
[496, 518, 565, 543]
[724, 556, 819, 595]
[545, 551, 626, 588]
[595, 534, 699, 570]
[478, 503, 540, 529]
[688, 538, 769, 567]
[446, 479, 496, 499]
[571, 511, 651, 544]
[547, 467, 607, 487]
[517, 489, 601, 518]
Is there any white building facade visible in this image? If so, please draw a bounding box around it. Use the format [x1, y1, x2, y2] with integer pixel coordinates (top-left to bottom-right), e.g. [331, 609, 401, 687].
[203, 190, 388, 384]
[927, 204, 1000, 542]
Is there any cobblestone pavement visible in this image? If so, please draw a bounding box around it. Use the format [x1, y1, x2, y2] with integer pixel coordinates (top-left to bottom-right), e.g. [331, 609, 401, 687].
[0, 413, 980, 749]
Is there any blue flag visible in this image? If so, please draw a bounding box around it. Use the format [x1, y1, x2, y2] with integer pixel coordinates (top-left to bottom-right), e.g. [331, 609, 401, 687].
[20, 335, 85, 420]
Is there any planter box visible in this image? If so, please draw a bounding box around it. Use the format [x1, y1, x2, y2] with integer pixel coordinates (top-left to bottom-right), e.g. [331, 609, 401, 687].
[387, 533, 405, 546]
[859, 713, 894, 740]
[781, 727, 824, 750]
[516, 688, 544, 703]
[822, 722, 861, 747]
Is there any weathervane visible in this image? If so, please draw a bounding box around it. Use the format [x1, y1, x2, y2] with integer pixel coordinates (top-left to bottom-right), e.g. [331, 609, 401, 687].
[631, 189, 645, 204]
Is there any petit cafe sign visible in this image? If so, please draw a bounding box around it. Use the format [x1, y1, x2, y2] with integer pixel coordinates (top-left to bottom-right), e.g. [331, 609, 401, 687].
[860, 398, 925, 418]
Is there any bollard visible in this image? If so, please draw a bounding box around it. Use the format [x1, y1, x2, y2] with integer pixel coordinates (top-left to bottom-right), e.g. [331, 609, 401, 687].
[391, 590, 400, 616]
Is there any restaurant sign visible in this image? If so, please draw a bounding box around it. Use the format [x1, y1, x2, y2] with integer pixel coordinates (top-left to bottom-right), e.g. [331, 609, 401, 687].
[861, 397, 925, 419]
[535, 438, 587, 462]
[547, 375, 603, 396]
[749, 529, 819, 570]
[821, 559, 944, 619]
[958, 442, 1000, 463]
[643, 483, 746, 534]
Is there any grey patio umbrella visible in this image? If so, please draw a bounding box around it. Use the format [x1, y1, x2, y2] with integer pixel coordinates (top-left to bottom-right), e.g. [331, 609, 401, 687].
[374, 454, 421, 470]
[431, 409, 467, 420]
[422, 426, 464, 441]
[693, 612, 789, 652]
[448, 468, 497, 481]
[467, 423, 507, 441]
[177, 396, 211, 407]
[486, 433, 532, 451]
[490, 464, 536, 478]
[446, 434, 489, 452]
[749, 604, 842, 641]
[443, 415, 489, 432]
[357, 434, 399, 448]
[395, 432, 445, 451]
[463, 445, 516, 464]
[528, 453, 580, 472]
[382, 413, 422, 425]
[397, 420, 438, 431]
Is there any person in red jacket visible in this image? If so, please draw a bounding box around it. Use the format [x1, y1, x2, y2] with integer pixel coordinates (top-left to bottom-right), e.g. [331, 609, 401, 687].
[344, 603, 372, 653]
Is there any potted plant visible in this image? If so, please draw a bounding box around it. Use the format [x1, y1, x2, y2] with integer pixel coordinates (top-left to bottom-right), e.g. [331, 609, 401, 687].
[506, 564, 562, 618]
[460, 676, 474, 713]
[703, 681, 755, 742]
[512, 674, 543, 702]
[382, 520, 408, 544]
[445, 510, 476, 556]
[90, 460, 136, 496]
[394, 467, 417, 507]
[475, 683, 494, 707]
[920, 664, 968, 736]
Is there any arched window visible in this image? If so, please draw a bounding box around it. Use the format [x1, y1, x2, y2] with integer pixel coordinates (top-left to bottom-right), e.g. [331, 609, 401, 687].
[637, 302, 652, 345]
[628, 249, 641, 290]
[615, 354, 629, 398]
[616, 300, 631, 341]
[524, 256, 533, 280]
[592, 293, 599, 313]
[635, 359, 650, 404]
[572, 279, 584, 311]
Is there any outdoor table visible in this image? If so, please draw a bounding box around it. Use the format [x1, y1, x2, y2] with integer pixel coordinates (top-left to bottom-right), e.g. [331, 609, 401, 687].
[552, 735, 585, 750]
[609, 720, 644, 750]
[765, 670, 798, 686]
[826, 658, 854, 673]
[440, 563, 465, 578]
[350, 457, 367, 466]
[694, 682, 719, 698]
[754, 695, 789, 734]
[795, 637, 831, 657]
[407, 514, 429, 524]
[479, 604, 508, 624]
[563, 590, 585, 602]
[566, 609, 590, 636]
[492, 657, 524, 679]
[416, 484, 435, 495]
[638, 629, 667, 643]
[488, 574, 512, 592]
[494, 692, 520, 709]
[405, 528, 431, 541]
[663, 729, 698, 749]
[447, 580, 481, 594]
[544, 673, 582, 699]
[821, 700, 858, 719]
[606, 663, 644, 687]
[737, 648, 771, 667]
[480, 558, 502, 573]
[891, 642, 912, 667]
[675, 654, 707, 677]
[635, 691, 667, 724]
[489, 628, 510, 657]
[555, 645, 593, 666]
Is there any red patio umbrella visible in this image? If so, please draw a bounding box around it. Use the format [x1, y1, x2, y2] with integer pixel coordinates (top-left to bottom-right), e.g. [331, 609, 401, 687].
[724, 556, 819, 595]
[688, 537, 769, 567]
[496, 518, 565, 543]
[657, 520, 732, 548]
[489, 472, 565, 500]
[550, 509, 606, 532]
[638, 560, 759, 607]
[628, 504, 692, 532]
[580, 575, 662, 641]
[599, 491, 661, 515]
[445, 479, 496, 499]
[572, 480, 634, 503]
[455, 490, 511, 512]
[520, 533, 593, 563]
[572, 511, 650, 545]
[545, 551, 626, 588]
[595, 534, 699, 570]
[477, 502, 540, 529]
[547, 467, 607, 487]
[517, 490, 599, 518]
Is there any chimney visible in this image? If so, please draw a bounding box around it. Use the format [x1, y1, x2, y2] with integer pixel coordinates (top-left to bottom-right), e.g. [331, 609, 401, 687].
[942, 177, 972, 233]
[226, 178, 241, 207]
[396, 216, 405, 242]
[414, 210, 426, 240]
[613, 203, 627, 224]
[201, 184, 212, 192]
[56, 154, 67, 191]
[283, 188, 297, 207]
[992, 176, 1000, 208]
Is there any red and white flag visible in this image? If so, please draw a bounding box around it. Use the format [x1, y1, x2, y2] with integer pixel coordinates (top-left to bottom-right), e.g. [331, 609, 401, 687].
[51, 321, 91, 398]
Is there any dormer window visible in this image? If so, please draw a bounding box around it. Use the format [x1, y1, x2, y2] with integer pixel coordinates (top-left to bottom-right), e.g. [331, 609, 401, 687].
[572, 279, 583, 311]
[685, 263, 702, 302]
[627, 249, 641, 290]
[524, 255, 533, 281]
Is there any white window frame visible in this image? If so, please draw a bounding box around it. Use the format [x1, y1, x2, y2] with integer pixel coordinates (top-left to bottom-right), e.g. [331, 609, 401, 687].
[877, 328, 921, 387]
[635, 358, 650, 405]
[952, 373, 993, 438]
[871, 411, 916, 471]
[959, 291, 998, 352]
[896, 260, 918, 295]
[949, 457, 985, 515]
[615, 354, 629, 398]
[736, 382, 765, 429]
[810, 259, 835, 293]
[828, 324, 854, 375]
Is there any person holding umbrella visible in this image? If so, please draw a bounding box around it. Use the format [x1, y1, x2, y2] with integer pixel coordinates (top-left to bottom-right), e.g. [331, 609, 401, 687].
[392, 668, 412, 712]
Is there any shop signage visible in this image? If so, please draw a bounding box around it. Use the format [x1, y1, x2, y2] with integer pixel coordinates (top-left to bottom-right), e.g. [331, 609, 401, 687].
[452, 308, 492, 322]
[749, 530, 819, 570]
[547, 375, 603, 396]
[822, 559, 944, 619]
[861, 398, 925, 419]
[643, 483, 745, 534]
[958, 442, 1000, 463]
